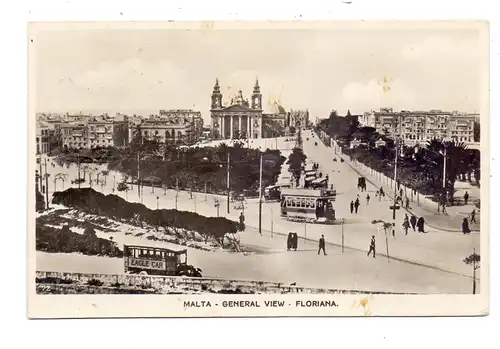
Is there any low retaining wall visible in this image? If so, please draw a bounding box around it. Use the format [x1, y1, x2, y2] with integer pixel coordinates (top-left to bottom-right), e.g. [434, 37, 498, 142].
[36, 271, 411, 295]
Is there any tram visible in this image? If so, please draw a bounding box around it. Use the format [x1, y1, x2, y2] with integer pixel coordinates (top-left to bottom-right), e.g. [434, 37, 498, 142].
[280, 187, 337, 224]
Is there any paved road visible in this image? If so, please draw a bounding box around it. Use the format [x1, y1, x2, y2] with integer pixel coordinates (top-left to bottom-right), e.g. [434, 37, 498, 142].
[37, 138, 480, 285]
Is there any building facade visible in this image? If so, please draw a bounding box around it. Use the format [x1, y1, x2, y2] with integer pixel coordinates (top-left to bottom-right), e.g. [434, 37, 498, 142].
[210, 78, 264, 139]
[36, 122, 51, 154]
[289, 109, 310, 129]
[138, 118, 195, 144]
[359, 108, 476, 144]
[61, 122, 88, 150]
[88, 116, 129, 148]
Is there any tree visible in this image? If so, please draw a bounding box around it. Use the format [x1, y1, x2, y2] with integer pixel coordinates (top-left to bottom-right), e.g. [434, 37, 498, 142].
[463, 250, 480, 294]
[287, 147, 307, 181]
[473, 121, 480, 142]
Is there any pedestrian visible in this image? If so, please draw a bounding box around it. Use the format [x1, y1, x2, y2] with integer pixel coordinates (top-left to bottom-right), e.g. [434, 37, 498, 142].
[399, 188, 403, 199]
[441, 197, 447, 215]
[462, 218, 471, 235]
[350, 200, 354, 214]
[470, 209, 477, 223]
[402, 214, 410, 235]
[417, 217, 425, 233]
[464, 191, 469, 205]
[287, 233, 293, 251]
[378, 189, 382, 202]
[405, 197, 410, 209]
[318, 234, 327, 255]
[354, 198, 360, 214]
[366, 194, 371, 205]
[367, 235, 376, 258]
[392, 223, 396, 238]
[239, 212, 245, 231]
[292, 233, 298, 251]
[410, 215, 417, 231]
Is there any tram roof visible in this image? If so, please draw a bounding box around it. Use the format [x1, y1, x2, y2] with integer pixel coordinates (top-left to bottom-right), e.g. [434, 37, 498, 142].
[281, 188, 332, 198]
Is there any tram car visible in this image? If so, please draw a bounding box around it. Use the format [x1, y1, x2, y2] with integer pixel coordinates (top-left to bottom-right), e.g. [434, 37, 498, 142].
[280, 187, 337, 224]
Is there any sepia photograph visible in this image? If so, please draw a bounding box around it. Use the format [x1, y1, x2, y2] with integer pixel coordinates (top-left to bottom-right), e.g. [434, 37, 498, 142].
[27, 21, 489, 318]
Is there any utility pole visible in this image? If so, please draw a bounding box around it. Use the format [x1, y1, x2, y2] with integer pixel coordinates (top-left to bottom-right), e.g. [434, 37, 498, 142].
[226, 152, 230, 214]
[442, 147, 447, 204]
[204, 181, 207, 201]
[175, 178, 179, 210]
[77, 153, 81, 189]
[38, 155, 43, 191]
[341, 218, 345, 254]
[258, 154, 263, 235]
[44, 158, 49, 210]
[137, 152, 140, 198]
[392, 137, 401, 221]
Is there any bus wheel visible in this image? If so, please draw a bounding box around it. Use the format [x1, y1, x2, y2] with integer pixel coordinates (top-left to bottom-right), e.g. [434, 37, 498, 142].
[139, 271, 148, 276]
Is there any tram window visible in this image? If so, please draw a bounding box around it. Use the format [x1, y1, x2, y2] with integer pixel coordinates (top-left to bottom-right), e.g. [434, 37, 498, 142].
[305, 199, 311, 208]
[300, 198, 305, 207]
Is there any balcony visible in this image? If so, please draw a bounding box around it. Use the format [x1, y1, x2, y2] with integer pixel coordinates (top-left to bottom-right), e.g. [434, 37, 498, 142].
[72, 132, 83, 137]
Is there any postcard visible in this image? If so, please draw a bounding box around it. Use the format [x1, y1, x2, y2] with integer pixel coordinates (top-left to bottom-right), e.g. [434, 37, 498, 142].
[27, 21, 489, 318]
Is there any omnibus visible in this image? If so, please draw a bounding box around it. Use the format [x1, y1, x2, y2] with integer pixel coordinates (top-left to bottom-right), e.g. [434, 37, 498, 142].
[123, 244, 202, 277]
[280, 187, 337, 224]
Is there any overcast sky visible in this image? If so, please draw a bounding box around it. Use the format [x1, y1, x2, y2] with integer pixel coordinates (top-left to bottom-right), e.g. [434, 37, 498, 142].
[33, 23, 485, 123]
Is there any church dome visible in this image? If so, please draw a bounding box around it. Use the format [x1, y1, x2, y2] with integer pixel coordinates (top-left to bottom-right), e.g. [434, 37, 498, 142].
[267, 101, 286, 114]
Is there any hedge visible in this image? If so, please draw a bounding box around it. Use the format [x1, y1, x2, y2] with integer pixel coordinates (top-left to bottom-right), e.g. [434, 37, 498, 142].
[51, 188, 240, 239]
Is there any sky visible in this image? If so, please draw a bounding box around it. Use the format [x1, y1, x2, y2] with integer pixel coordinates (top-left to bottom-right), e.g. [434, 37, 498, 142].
[32, 23, 486, 124]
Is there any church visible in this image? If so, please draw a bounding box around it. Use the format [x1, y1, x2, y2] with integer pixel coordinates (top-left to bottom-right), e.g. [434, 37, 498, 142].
[210, 78, 290, 140]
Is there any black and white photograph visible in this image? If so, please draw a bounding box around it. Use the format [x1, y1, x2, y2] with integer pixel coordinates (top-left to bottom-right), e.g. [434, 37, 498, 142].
[28, 21, 489, 317]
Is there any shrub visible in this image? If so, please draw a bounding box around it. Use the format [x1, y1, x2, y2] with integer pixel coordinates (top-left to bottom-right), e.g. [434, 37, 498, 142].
[87, 278, 104, 287]
[52, 188, 241, 247]
[36, 219, 123, 257]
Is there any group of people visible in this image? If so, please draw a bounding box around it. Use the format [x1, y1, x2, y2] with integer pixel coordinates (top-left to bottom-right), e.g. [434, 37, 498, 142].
[402, 214, 426, 234]
[349, 196, 361, 214]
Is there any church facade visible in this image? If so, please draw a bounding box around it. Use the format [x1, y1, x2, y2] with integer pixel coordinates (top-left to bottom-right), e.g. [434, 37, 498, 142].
[210, 78, 264, 139]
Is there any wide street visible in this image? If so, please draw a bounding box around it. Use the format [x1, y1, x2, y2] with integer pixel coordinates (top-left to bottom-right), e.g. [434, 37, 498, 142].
[36, 135, 480, 292]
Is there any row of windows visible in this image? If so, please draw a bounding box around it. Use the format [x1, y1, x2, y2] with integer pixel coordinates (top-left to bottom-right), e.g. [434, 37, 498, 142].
[143, 130, 183, 138]
[284, 197, 319, 208]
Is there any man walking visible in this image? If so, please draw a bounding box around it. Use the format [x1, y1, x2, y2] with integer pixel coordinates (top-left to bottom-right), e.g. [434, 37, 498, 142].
[464, 191, 469, 205]
[350, 200, 354, 214]
[367, 235, 376, 258]
[318, 234, 327, 255]
[366, 194, 371, 205]
[354, 197, 360, 214]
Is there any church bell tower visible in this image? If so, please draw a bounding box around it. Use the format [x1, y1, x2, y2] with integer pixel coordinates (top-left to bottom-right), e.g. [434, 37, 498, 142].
[251, 78, 262, 110]
[211, 78, 223, 109]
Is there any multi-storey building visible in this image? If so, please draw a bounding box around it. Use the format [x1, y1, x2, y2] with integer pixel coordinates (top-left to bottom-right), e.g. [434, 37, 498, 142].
[359, 108, 476, 144]
[138, 118, 196, 144]
[289, 109, 310, 129]
[87, 116, 129, 148]
[61, 122, 88, 150]
[36, 122, 51, 154]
